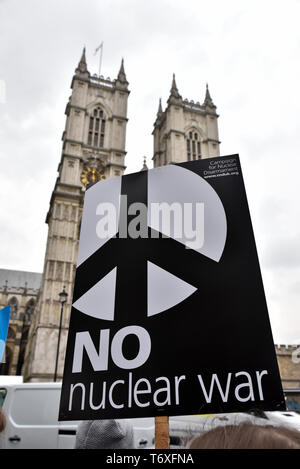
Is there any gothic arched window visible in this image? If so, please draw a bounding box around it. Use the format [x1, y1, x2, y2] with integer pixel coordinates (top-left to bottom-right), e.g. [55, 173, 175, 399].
[8, 297, 18, 320]
[25, 299, 35, 324]
[87, 107, 106, 148]
[186, 131, 201, 161]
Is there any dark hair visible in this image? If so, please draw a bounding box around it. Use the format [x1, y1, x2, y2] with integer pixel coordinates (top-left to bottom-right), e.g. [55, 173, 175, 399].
[0, 410, 6, 433]
[188, 423, 300, 449]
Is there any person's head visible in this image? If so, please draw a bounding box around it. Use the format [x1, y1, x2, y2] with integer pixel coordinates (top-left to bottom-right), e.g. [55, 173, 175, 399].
[75, 419, 134, 449]
[0, 410, 6, 433]
[188, 423, 300, 449]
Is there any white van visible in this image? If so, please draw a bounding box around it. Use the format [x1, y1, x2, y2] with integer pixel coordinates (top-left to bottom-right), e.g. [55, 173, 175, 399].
[0, 382, 80, 449]
[0, 382, 158, 450]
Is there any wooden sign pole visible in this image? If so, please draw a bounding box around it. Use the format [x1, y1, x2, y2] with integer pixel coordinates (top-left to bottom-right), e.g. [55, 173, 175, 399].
[155, 416, 170, 449]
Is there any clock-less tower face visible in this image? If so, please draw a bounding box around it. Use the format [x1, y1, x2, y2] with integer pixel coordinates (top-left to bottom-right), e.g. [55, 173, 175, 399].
[80, 167, 105, 187]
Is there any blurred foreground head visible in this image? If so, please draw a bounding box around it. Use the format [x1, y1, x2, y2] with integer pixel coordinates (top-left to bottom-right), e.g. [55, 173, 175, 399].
[188, 423, 300, 449]
[75, 419, 134, 449]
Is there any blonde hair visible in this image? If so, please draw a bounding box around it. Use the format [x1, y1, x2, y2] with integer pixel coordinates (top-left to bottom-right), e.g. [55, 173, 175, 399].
[188, 423, 300, 449]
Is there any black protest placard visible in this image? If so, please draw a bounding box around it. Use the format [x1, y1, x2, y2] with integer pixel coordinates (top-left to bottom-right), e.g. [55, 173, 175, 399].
[59, 154, 285, 421]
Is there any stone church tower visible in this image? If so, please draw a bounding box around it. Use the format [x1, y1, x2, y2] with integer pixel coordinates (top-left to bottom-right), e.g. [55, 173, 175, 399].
[153, 74, 220, 166]
[23, 49, 130, 381]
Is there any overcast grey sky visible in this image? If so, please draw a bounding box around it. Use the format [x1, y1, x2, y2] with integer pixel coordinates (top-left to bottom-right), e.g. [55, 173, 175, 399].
[0, 0, 300, 344]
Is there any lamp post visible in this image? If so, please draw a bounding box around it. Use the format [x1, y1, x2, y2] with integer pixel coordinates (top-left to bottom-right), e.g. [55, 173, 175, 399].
[54, 286, 68, 382]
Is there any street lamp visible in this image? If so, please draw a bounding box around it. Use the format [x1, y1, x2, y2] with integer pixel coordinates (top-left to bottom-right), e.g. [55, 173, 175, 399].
[54, 286, 68, 382]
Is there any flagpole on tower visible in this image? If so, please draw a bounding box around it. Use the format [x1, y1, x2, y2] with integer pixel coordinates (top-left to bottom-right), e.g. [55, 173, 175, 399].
[94, 42, 104, 77]
[99, 42, 103, 77]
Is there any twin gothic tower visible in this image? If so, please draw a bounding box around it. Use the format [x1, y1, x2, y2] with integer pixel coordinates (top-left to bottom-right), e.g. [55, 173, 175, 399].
[23, 49, 220, 381]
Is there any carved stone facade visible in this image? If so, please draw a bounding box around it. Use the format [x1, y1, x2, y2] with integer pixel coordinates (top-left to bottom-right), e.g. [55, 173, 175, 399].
[0, 269, 41, 376]
[22, 49, 130, 382]
[152, 76, 220, 167]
